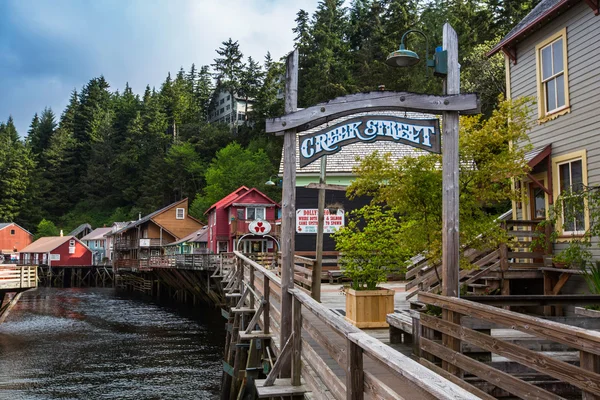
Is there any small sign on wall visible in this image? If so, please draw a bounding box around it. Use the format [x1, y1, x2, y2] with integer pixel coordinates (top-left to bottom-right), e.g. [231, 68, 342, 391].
[140, 239, 150, 247]
[50, 254, 60, 261]
[296, 209, 344, 234]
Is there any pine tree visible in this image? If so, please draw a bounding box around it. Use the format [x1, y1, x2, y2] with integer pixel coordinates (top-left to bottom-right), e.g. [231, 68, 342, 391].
[212, 38, 245, 109]
[0, 117, 34, 222]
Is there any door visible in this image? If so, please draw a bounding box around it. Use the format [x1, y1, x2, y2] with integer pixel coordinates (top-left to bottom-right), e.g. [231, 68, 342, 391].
[529, 181, 546, 220]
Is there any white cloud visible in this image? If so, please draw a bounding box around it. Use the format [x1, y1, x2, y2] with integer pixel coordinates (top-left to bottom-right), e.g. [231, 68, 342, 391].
[2, 0, 319, 134]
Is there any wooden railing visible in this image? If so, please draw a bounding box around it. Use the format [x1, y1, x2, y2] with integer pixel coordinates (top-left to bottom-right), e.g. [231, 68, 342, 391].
[417, 292, 600, 399]
[114, 254, 221, 271]
[405, 216, 552, 299]
[226, 251, 478, 399]
[0, 266, 37, 290]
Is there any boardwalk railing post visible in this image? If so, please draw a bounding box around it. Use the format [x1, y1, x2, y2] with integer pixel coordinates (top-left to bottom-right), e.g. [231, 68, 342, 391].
[346, 339, 364, 400]
[580, 351, 600, 400]
[263, 274, 270, 335]
[292, 295, 302, 386]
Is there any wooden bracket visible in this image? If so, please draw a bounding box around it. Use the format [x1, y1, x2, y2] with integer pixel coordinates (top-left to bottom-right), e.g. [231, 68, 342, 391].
[527, 173, 552, 196]
[501, 46, 517, 65]
[584, 0, 600, 15]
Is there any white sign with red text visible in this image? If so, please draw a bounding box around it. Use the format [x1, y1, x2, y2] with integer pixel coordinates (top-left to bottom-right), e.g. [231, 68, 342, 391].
[296, 209, 344, 234]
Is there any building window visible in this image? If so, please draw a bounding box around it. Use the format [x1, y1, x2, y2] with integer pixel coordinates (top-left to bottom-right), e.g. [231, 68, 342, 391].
[227, 95, 230, 101]
[238, 112, 245, 121]
[226, 104, 230, 110]
[220, 98, 225, 105]
[220, 108, 224, 114]
[246, 207, 265, 220]
[536, 28, 569, 120]
[10, 229, 15, 235]
[553, 150, 588, 235]
[176, 208, 185, 219]
[226, 115, 231, 123]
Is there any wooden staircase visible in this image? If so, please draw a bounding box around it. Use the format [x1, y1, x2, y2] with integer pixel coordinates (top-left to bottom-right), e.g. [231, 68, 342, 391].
[405, 216, 551, 299]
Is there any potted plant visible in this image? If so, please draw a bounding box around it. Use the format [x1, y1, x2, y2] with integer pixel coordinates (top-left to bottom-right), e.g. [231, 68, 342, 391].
[333, 205, 407, 328]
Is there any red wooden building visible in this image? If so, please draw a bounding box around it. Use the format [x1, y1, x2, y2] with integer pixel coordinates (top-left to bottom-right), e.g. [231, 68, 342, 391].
[205, 186, 280, 254]
[19, 236, 92, 267]
[0, 223, 33, 261]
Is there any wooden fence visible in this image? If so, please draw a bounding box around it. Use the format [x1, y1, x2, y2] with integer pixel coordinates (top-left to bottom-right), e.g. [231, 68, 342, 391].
[417, 292, 600, 399]
[222, 251, 478, 399]
[0, 266, 37, 290]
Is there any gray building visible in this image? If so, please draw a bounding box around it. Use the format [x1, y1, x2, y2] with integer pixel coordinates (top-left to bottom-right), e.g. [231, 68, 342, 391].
[490, 0, 600, 292]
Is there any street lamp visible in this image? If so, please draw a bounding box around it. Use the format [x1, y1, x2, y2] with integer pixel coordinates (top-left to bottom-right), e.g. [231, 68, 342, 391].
[265, 175, 278, 186]
[386, 29, 447, 77]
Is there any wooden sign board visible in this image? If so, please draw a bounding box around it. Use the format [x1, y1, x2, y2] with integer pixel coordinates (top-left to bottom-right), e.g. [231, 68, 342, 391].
[299, 115, 441, 167]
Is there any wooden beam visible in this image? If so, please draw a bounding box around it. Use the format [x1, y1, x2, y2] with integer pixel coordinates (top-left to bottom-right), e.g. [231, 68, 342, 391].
[266, 91, 480, 134]
[305, 182, 347, 191]
[263, 331, 294, 386]
[419, 292, 600, 356]
[279, 48, 298, 380]
[420, 338, 563, 400]
[291, 296, 302, 386]
[420, 314, 600, 396]
[441, 22, 460, 299]
[552, 273, 571, 295]
[419, 358, 496, 400]
[346, 339, 364, 400]
[527, 172, 552, 196]
[584, 0, 600, 15]
[312, 156, 326, 302]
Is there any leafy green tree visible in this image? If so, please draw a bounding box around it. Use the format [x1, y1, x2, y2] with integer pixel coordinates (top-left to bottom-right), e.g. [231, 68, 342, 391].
[339, 98, 532, 269]
[334, 205, 411, 289]
[34, 218, 60, 239]
[165, 142, 204, 201]
[190, 142, 276, 218]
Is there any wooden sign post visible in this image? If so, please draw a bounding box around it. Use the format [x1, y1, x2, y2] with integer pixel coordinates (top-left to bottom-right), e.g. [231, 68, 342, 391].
[279, 49, 298, 378]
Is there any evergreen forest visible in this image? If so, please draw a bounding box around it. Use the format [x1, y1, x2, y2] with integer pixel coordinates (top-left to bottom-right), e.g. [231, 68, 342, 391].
[0, 0, 539, 233]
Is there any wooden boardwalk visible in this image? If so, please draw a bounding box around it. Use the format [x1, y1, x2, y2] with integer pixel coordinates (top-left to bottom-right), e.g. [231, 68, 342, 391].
[0, 265, 37, 325]
[220, 252, 479, 400]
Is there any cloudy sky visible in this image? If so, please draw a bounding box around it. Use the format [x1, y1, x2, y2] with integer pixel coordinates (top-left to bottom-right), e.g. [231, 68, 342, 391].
[0, 0, 318, 136]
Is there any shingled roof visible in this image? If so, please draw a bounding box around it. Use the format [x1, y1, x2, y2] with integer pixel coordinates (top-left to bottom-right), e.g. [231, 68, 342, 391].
[279, 110, 435, 175]
[488, 0, 576, 57]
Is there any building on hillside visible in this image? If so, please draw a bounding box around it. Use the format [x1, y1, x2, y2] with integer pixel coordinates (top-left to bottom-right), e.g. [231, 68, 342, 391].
[105, 221, 133, 262]
[488, 0, 600, 294]
[207, 87, 254, 128]
[279, 111, 436, 256]
[109, 199, 204, 270]
[0, 222, 33, 263]
[68, 223, 93, 240]
[19, 236, 92, 267]
[163, 227, 209, 255]
[80, 227, 112, 266]
[205, 186, 280, 254]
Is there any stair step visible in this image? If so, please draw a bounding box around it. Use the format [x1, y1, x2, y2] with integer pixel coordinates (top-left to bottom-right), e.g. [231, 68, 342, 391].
[255, 379, 308, 398]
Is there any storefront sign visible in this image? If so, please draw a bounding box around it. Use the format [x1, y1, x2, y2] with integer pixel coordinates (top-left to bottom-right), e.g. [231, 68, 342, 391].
[249, 220, 272, 235]
[299, 115, 440, 167]
[296, 209, 345, 234]
[139, 239, 150, 247]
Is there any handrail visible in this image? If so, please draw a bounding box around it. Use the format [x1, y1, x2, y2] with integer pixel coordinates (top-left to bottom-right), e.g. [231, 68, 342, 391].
[231, 250, 479, 399]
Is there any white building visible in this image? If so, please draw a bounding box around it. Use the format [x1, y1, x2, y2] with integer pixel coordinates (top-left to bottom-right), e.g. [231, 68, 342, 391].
[207, 88, 253, 128]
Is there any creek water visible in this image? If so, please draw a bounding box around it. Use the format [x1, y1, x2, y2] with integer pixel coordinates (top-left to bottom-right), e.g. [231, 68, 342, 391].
[0, 288, 224, 399]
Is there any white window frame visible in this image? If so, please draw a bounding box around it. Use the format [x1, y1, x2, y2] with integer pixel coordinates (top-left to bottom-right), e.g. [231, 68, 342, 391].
[176, 208, 185, 219]
[535, 28, 570, 120]
[245, 207, 266, 220]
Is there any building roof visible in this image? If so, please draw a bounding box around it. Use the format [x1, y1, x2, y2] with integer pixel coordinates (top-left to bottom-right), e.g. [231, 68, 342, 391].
[0, 222, 33, 236]
[68, 223, 93, 237]
[167, 227, 209, 246]
[80, 228, 112, 241]
[279, 110, 434, 175]
[20, 236, 77, 253]
[112, 198, 192, 235]
[488, 0, 575, 56]
[205, 186, 249, 214]
[224, 188, 280, 209]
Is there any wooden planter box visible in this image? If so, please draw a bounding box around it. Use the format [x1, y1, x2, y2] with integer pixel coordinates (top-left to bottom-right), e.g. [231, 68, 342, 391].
[345, 287, 395, 328]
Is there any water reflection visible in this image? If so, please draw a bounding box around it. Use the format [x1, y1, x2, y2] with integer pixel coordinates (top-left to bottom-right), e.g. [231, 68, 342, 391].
[0, 288, 223, 399]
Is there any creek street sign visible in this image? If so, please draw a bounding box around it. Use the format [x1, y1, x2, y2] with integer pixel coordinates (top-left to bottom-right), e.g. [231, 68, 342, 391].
[299, 115, 440, 167]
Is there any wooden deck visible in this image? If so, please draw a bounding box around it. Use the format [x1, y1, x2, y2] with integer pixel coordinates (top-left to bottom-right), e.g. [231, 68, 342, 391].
[220, 251, 478, 400]
[0, 265, 37, 325]
[0, 265, 37, 291]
